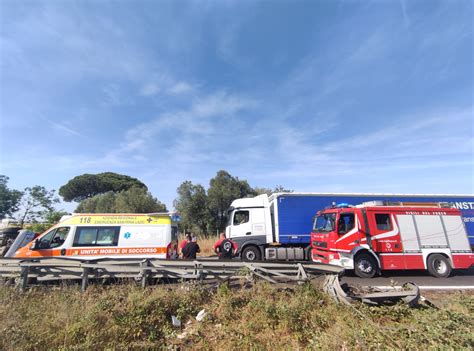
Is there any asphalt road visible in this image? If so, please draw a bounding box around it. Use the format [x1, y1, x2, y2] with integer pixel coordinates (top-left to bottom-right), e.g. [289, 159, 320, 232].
[341, 266, 474, 290]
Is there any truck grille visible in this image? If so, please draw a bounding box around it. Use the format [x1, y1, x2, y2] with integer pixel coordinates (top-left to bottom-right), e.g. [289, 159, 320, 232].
[312, 241, 327, 248]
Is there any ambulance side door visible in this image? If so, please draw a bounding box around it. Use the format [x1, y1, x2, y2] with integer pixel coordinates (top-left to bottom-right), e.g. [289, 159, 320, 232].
[32, 226, 71, 256]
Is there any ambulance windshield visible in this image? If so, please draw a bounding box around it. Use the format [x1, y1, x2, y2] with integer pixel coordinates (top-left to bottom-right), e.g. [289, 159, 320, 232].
[313, 213, 336, 233]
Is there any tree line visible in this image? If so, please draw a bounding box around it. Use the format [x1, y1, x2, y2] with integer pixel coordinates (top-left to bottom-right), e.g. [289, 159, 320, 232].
[0, 171, 291, 235]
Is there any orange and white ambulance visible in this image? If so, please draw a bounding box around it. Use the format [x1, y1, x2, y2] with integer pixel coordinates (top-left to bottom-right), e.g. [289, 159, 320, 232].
[12, 213, 179, 260]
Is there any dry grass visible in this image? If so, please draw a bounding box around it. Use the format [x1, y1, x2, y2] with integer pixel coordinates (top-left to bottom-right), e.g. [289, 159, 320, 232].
[0, 283, 472, 350]
[196, 236, 218, 257]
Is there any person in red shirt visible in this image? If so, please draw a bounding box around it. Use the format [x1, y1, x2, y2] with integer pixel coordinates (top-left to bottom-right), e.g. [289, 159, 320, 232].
[213, 233, 238, 259]
[179, 232, 192, 258]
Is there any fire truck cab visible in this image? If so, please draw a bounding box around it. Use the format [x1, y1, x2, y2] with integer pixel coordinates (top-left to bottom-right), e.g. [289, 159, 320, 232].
[311, 202, 474, 278]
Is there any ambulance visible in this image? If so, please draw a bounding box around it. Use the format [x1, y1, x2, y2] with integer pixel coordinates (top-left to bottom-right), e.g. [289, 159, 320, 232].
[12, 213, 180, 260]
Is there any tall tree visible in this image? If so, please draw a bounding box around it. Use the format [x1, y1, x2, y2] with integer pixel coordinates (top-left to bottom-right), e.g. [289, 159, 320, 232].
[75, 187, 166, 213]
[59, 172, 147, 202]
[16, 186, 60, 226]
[75, 191, 117, 213]
[174, 181, 209, 235]
[115, 187, 167, 213]
[0, 175, 23, 219]
[207, 170, 256, 232]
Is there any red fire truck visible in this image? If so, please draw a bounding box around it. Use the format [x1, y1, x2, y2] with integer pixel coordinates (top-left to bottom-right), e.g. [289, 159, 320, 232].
[311, 202, 474, 278]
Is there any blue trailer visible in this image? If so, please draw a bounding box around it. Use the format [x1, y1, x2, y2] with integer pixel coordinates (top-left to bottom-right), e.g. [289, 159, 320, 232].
[226, 193, 474, 261]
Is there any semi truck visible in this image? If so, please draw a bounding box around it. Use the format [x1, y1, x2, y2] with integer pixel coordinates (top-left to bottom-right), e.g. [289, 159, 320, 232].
[225, 193, 474, 261]
[310, 201, 473, 278]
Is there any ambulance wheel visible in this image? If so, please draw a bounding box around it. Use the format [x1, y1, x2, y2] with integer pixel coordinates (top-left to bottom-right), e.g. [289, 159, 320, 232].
[427, 254, 452, 278]
[354, 253, 377, 278]
[242, 246, 261, 261]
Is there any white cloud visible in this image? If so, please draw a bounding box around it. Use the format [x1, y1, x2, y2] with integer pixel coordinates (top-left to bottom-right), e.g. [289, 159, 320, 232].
[168, 82, 193, 95]
[140, 83, 160, 97]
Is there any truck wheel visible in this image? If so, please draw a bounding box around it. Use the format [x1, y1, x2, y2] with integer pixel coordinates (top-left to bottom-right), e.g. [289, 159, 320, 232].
[427, 254, 452, 278]
[354, 253, 377, 278]
[304, 245, 312, 261]
[242, 246, 261, 261]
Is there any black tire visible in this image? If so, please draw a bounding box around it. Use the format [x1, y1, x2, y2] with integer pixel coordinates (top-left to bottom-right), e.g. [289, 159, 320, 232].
[354, 253, 377, 278]
[304, 245, 312, 261]
[241, 246, 261, 261]
[427, 254, 452, 278]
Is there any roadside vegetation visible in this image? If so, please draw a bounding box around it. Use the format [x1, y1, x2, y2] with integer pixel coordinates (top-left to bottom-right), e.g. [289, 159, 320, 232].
[0, 282, 472, 350]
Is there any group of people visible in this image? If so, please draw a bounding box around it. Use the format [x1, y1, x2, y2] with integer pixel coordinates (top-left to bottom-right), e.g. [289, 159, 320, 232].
[179, 232, 238, 260]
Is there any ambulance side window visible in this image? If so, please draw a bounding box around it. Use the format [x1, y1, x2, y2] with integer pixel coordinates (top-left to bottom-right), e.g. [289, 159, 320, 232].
[50, 227, 70, 248]
[375, 214, 392, 231]
[37, 230, 56, 249]
[73, 226, 120, 247]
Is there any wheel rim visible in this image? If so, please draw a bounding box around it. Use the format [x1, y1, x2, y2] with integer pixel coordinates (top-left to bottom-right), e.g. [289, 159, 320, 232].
[357, 259, 373, 273]
[434, 259, 447, 274]
[246, 250, 256, 260]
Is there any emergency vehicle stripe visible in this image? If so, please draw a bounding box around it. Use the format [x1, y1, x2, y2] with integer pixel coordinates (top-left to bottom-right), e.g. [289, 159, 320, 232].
[67, 247, 168, 256]
[20, 247, 168, 258]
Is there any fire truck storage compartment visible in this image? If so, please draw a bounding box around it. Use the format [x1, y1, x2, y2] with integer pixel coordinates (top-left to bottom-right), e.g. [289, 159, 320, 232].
[397, 214, 470, 251]
[265, 247, 304, 260]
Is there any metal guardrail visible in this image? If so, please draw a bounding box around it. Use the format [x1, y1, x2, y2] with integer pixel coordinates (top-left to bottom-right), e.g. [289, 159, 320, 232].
[0, 258, 344, 292]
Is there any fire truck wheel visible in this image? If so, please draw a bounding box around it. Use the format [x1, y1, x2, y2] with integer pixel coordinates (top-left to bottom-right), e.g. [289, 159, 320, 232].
[354, 253, 377, 278]
[427, 254, 452, 278]
[242, 246, 261, 261]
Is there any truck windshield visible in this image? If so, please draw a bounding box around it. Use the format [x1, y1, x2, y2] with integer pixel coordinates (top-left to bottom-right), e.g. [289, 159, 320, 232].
[313, 213, 336, 233]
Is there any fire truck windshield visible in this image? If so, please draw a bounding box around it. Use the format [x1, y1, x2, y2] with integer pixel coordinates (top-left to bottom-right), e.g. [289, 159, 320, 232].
[313, 213, 336, 233]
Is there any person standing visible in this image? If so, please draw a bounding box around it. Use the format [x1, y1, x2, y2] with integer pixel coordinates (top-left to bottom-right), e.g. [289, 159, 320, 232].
[213, 233, 238, 259]
[182, 235, 200, 259]
[179, 232, 192, 258]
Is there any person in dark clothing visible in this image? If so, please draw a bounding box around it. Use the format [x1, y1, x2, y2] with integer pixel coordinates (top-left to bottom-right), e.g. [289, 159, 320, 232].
[182, 238, 200, 259]
[213, 233, 238, 259]
[179, 232, 192, 258]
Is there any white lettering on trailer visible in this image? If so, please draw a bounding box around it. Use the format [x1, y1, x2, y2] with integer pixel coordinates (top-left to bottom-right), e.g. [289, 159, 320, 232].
[453, 202, 474, 210]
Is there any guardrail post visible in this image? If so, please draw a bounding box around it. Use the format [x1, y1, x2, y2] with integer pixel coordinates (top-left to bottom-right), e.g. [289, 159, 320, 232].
[140, 259, 150, 288]
[193, 261, 204, 282]
[81, 267, 89, 292]
[19, 266, 29, 292]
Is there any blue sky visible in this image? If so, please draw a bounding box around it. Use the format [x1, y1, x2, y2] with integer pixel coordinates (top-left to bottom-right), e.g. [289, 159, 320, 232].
[0, 0, 473, 212]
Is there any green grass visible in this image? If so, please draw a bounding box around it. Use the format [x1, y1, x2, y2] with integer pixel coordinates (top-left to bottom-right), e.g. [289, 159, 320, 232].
[0, 282, 472, 350]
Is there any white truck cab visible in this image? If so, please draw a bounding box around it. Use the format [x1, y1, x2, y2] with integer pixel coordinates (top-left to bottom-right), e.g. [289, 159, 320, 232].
[226, 195, 273, 260]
